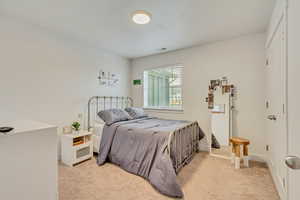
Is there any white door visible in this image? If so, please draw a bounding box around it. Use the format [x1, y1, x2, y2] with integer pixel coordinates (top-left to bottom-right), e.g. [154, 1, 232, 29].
[266, 14, 287, 199]
[287, 1, 300, 200]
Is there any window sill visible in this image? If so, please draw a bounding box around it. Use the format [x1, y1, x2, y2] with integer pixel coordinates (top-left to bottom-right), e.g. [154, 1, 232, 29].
[143, 107, 184, 113]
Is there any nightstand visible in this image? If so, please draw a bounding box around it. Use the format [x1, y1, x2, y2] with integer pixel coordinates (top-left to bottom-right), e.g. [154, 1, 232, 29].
[61, 131, 93, 166]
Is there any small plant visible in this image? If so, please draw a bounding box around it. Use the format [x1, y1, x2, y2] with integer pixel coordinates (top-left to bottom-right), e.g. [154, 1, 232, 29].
[72, 121, 80, 131]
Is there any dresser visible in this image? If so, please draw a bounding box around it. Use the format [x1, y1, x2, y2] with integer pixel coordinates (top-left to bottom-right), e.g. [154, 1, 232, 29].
[0, 120, 58, 200]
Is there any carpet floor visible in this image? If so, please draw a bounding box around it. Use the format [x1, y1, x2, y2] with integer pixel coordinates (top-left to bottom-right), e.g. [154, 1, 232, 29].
[59, 153, 279, 200]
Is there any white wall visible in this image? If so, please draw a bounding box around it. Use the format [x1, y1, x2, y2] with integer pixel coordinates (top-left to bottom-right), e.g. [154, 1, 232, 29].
[131, 33, 267, 157]
[0, 17, 131, 130]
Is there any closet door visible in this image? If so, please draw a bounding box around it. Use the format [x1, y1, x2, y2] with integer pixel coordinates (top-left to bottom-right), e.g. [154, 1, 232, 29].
[266, 14, 287, 199]
[287, 1, 300, 200]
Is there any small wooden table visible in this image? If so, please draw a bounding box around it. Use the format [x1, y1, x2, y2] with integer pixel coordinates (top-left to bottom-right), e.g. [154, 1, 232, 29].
[230, 137, 250, 169]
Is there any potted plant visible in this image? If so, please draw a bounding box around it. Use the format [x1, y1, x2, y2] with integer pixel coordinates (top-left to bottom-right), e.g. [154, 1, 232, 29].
[72, 121, 81, 134]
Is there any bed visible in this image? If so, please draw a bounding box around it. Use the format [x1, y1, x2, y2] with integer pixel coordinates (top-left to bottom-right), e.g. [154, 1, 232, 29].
[91, 123, 103, 153]
[88, 96, 205, 198]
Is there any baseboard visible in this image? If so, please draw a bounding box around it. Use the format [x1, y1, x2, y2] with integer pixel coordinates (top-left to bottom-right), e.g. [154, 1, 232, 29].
[210, 153, 231, 160]
[249, 154, 266, 163]
[266, 157, 286, 200]
[209, 153, 267, 162]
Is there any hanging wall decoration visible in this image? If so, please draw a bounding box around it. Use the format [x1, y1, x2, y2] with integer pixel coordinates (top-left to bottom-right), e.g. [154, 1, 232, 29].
[133, 79, 142, 85]
[205, 77, 235, 109]
[98, 70, 119, 87]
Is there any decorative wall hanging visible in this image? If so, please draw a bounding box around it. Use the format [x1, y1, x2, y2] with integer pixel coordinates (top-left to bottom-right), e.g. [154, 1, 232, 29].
[205, 77, 235, 109]
[133, 79, 142, 85]
[98, 70, 119, 87]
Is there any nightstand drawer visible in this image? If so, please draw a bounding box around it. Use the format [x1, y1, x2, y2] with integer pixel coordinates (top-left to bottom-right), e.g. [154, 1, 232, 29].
[76, 146, 91, 159]
[61, 131, 93, 166]
[72, 141, 92, 165]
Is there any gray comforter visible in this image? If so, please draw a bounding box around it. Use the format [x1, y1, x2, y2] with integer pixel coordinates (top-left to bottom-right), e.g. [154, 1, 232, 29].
[97, 117, 204, 198]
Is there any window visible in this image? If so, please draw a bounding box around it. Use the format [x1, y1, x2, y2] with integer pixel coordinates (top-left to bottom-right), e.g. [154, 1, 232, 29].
[143, 65, 183, 110]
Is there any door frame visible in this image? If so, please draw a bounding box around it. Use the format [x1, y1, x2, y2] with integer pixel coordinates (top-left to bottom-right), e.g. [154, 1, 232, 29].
[265, 0, 288, 199]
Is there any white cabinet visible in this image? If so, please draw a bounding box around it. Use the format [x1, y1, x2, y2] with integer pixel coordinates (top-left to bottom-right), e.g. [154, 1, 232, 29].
[61, 131, 93, 166]
[0, 120, 58, 200]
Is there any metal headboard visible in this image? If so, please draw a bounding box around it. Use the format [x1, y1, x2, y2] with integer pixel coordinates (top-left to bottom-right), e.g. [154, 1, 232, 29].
[88, 96, 133, 131]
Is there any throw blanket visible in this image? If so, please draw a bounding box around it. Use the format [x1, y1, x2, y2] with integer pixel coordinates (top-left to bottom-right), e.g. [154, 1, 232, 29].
[97, 117, 204, 198]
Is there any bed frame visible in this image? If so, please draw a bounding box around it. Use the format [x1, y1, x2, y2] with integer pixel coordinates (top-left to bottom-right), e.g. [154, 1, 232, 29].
[87, 96, 200, 173]
[88, 96, 133, 131]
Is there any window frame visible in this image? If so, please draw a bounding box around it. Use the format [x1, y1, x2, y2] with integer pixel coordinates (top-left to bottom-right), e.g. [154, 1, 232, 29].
[142, 64, 184, 112]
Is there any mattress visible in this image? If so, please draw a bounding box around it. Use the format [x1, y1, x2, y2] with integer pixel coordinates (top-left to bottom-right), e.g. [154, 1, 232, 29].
[92, 123, 104, 153]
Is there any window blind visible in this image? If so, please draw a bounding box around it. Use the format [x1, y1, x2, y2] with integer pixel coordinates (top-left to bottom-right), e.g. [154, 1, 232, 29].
[143, 65, 183, 110]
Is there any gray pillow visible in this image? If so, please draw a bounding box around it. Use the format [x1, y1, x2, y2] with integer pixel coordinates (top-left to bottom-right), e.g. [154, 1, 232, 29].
[97, 108, 132, 125]
[125, 107, 148, 119]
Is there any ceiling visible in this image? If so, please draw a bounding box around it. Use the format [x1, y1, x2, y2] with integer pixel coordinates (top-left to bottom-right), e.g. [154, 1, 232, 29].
[0, 0, 275, 58]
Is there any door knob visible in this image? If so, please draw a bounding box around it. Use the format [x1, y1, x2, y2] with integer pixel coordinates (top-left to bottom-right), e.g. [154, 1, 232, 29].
[285, 156, 300, 170]
[267, 115, 277, 120]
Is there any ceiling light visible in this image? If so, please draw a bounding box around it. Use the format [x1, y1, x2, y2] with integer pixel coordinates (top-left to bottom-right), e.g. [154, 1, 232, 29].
[132, 10, 152, 25]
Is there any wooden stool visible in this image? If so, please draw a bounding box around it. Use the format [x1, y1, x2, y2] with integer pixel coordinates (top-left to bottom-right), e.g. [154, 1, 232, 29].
[230, 137, 250, 169]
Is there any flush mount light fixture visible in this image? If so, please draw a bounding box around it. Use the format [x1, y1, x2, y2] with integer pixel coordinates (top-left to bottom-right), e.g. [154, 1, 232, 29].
[132, 10, 152, 25]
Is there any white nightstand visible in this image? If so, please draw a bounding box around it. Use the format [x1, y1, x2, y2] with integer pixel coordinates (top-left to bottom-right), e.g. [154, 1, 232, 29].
[61, 131, 93, 166]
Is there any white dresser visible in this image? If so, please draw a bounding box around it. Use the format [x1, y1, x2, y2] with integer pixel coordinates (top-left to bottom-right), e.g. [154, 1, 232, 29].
[0, 120, 58, 200]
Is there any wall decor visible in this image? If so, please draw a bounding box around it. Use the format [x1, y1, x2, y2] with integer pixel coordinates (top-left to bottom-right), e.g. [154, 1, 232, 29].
[210, 80, 220, 90]
[207, 93, 214, 109]
[98, 70, 119, 87]
[133, 79, 142, 85]
[221, 76, 228, 86]
[206, 77, 235, 109]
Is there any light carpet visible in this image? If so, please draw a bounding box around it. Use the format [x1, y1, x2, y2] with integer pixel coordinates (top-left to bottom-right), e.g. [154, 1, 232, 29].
[59, 153, 279, 200]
